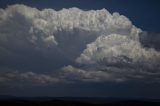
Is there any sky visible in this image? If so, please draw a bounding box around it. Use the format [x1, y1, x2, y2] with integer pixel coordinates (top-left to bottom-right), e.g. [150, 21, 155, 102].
[0, 0, 160, 98]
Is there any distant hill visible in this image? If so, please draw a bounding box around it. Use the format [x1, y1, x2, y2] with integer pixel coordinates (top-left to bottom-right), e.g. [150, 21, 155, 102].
[0, 96, 160, 106]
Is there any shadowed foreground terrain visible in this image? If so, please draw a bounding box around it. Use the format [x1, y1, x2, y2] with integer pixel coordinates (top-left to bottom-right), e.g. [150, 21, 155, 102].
[0, 96, 160, 106]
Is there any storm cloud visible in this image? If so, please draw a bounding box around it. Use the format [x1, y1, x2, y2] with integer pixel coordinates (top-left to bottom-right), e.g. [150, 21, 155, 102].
[0, 4, 160, 86]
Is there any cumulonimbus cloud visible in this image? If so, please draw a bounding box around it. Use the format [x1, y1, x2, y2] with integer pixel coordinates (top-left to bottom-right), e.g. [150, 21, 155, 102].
[0, 4, 160, 86]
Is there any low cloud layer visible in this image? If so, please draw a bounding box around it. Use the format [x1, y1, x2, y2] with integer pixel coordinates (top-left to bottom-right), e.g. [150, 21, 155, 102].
[0, 4, 160, 86]
[0, 71, 59, 86]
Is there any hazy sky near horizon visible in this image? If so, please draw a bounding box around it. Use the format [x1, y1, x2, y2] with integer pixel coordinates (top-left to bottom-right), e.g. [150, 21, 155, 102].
[0, 0, 160, 98]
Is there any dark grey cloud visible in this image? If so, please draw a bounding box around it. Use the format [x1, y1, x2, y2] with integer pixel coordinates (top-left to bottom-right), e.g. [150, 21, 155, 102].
[0, 4, 160, 86]
[140, 32, 160, 51]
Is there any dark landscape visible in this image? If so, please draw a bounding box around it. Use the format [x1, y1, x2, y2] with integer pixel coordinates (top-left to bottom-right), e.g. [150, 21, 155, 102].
[0, 96, 160, 106]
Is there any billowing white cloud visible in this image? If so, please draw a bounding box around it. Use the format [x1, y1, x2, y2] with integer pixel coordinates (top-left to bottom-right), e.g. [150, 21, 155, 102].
[0, 4, 160, 85]
[0, 4, 140, 51]
[76, 34, 160, 66]
[0, 4, 140, 63]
